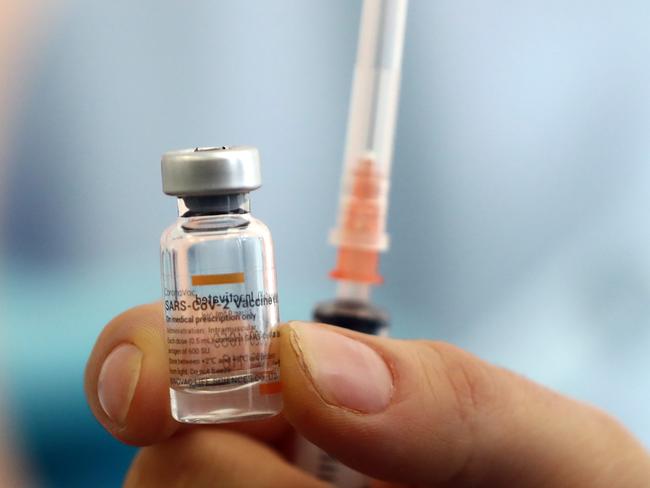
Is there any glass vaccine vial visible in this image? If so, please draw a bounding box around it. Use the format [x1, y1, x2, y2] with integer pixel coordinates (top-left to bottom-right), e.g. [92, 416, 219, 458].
[160, 146, 282, 424]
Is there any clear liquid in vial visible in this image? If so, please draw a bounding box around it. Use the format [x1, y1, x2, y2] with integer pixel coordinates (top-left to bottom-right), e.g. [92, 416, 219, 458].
[161, 214, 282, 424]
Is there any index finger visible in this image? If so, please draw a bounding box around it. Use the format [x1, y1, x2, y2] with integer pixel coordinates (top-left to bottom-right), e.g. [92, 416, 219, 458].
[84, 303, 289, 446]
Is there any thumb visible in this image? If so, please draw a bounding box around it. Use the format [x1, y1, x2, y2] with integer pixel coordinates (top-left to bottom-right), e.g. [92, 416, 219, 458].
[280, 322, 650, 487]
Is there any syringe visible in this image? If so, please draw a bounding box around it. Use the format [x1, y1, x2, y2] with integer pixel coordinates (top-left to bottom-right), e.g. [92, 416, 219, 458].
[317, 0, 407, 330]
[296, 2, 408, 487]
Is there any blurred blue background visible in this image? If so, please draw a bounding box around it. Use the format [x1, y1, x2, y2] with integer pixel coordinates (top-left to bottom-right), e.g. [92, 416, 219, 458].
[2, 0, 650, 486]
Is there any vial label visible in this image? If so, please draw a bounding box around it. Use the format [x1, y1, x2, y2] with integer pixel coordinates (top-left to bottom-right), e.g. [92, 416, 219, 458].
[163, 271, 281, 395]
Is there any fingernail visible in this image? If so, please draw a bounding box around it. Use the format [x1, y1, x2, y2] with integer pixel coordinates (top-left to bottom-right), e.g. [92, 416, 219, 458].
[289, 322, 393, 413]
[98, 343, 143, 425]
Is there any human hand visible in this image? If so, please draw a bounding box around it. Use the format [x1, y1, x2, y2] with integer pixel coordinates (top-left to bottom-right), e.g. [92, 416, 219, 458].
[85, 303, 650, 487]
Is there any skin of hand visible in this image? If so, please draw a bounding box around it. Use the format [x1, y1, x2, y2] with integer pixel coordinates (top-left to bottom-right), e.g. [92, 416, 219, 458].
[85, 303, 650, 487]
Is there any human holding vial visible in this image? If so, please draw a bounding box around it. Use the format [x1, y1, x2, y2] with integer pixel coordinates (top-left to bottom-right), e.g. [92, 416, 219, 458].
[86, 306, 650, 486]
[84, 154, 650, 488]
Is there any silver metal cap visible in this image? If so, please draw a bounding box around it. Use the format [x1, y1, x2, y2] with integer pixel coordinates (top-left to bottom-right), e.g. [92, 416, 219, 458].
[161, 146, 262, 196]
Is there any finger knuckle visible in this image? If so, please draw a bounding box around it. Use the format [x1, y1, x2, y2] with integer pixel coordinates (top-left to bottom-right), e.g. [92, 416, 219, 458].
[421, 341, 494, 419]
[414, 340, 497, 484]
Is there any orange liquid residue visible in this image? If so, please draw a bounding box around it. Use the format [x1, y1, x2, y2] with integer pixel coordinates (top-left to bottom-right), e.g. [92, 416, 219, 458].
[330, 158, 384, 284]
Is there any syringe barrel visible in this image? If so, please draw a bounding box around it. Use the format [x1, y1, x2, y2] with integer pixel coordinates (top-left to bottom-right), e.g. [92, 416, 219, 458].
[343, 0, 407, 181]
[331, 0, 408, 256]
